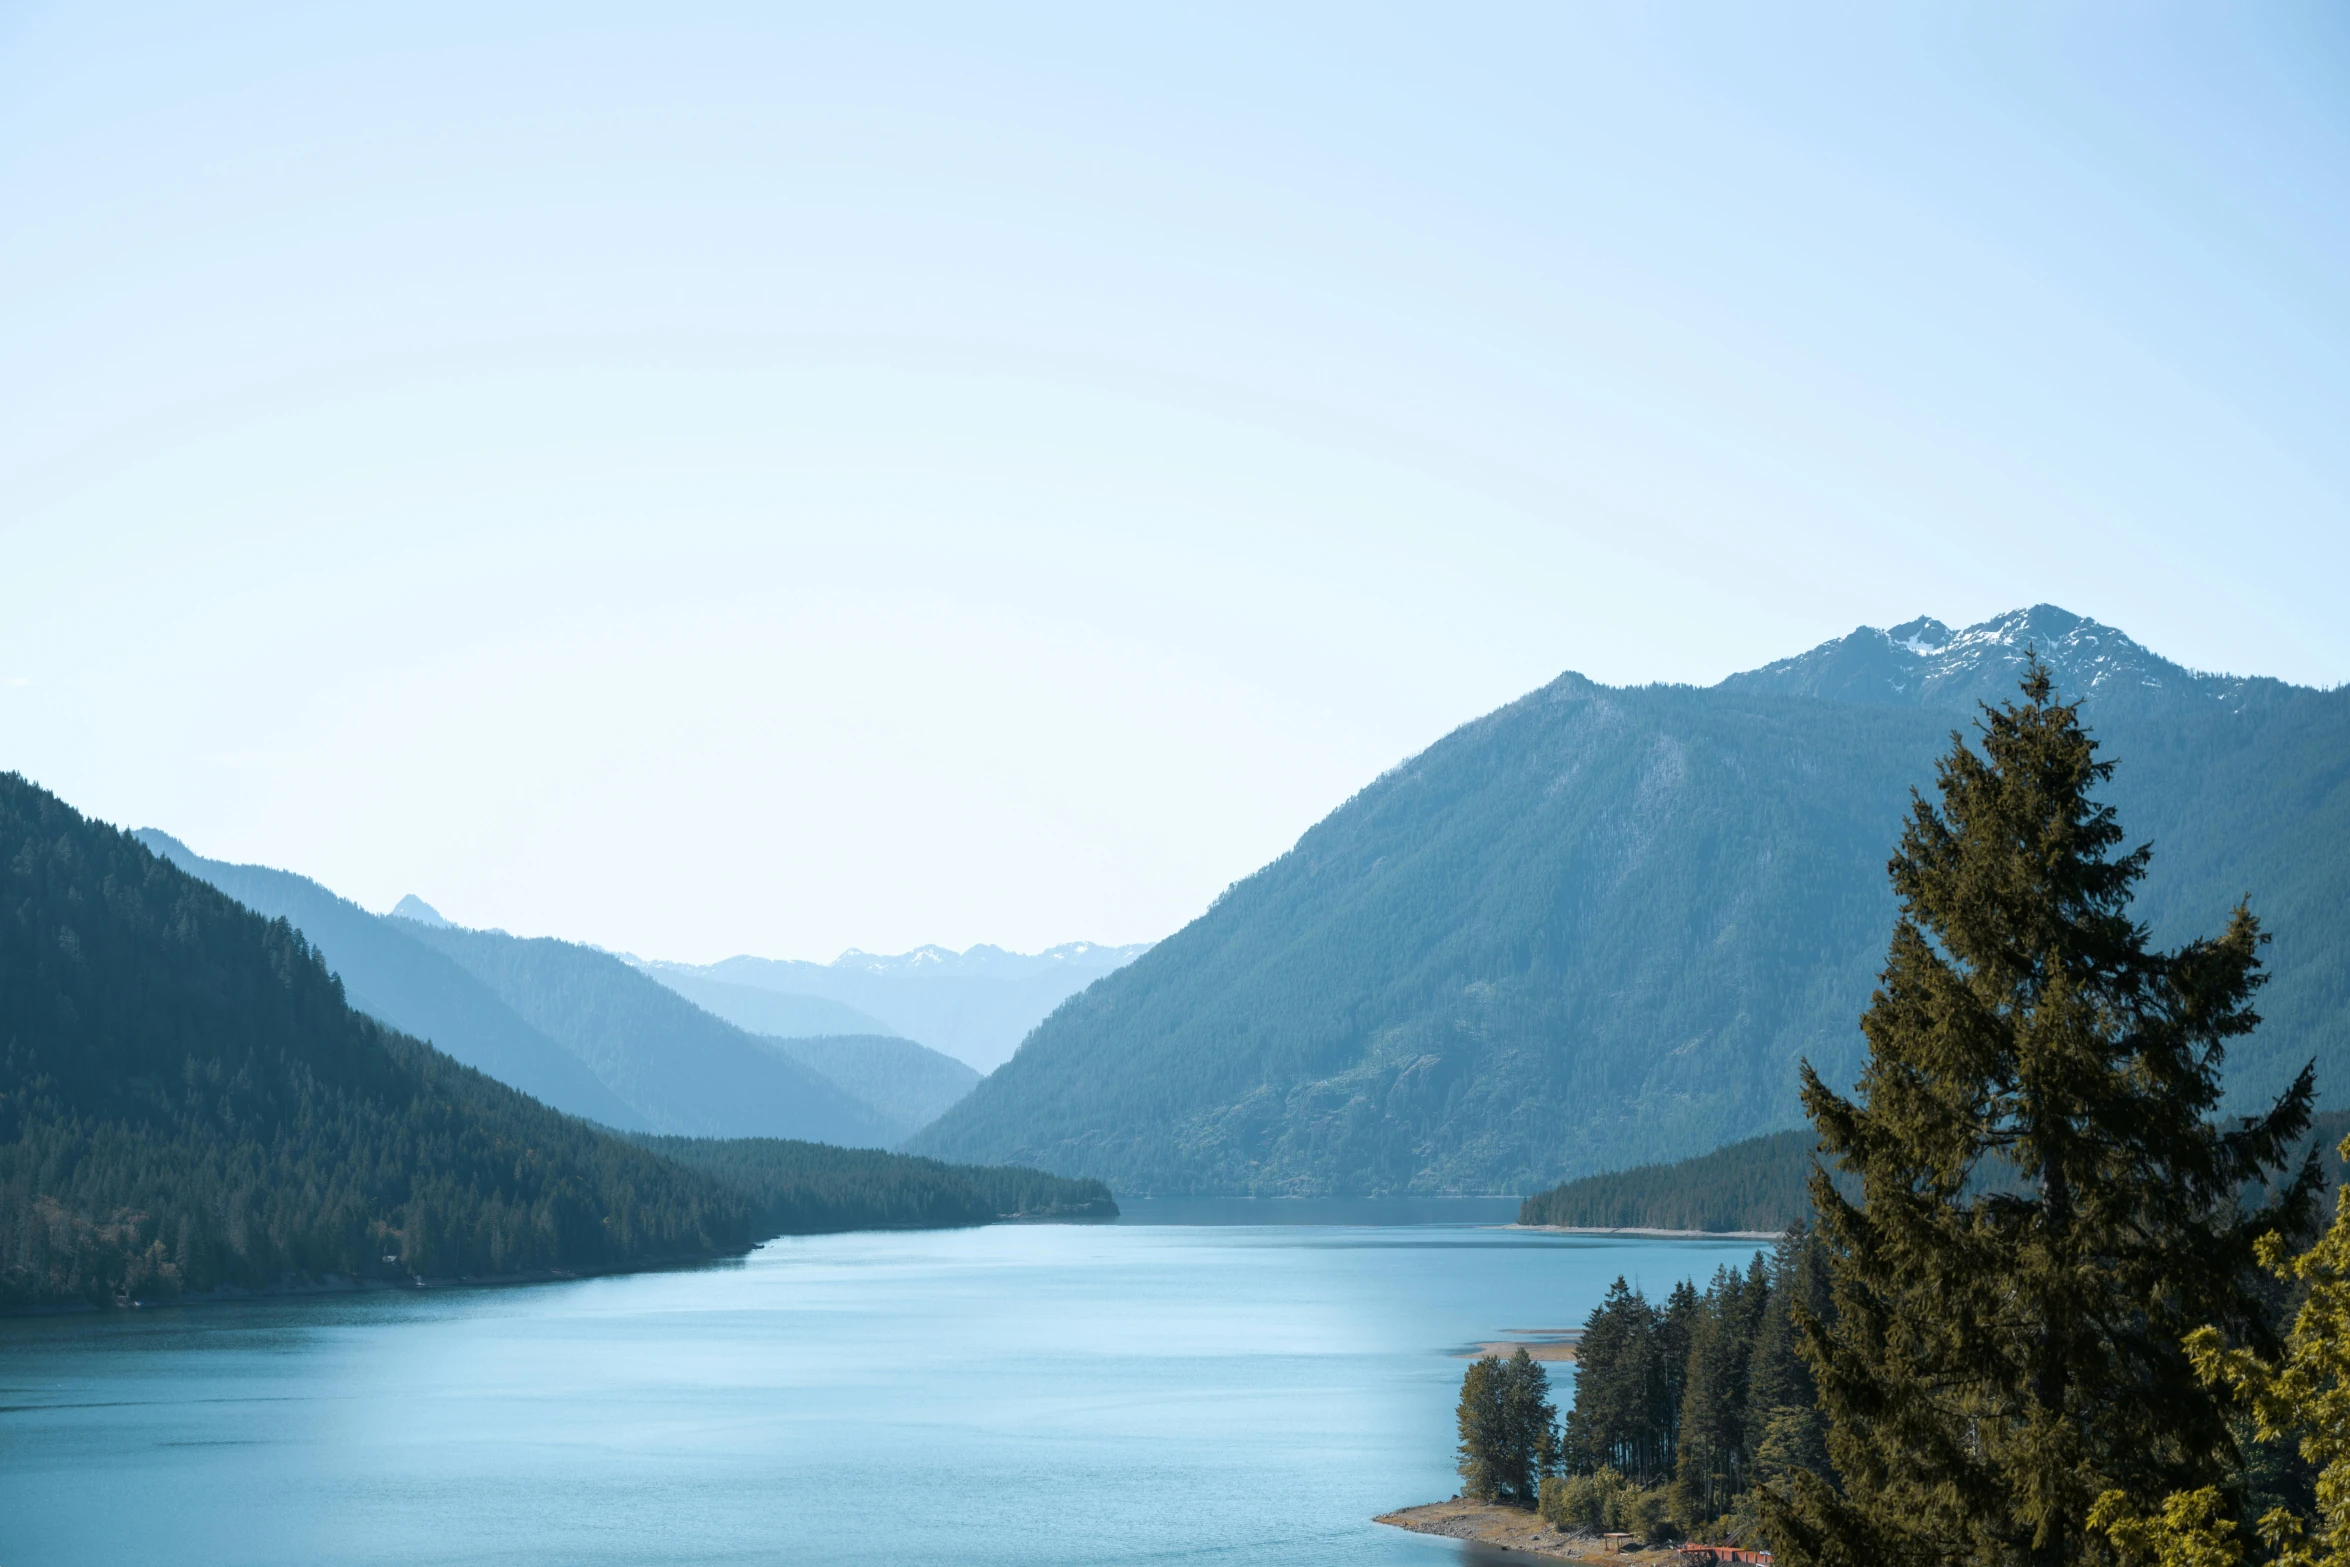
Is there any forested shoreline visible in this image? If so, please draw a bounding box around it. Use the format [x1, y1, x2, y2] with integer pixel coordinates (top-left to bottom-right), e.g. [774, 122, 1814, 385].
[1454, 1229, 1835, 1542]
[1517, 1132, 1821, 1233]
[631, 1135, 1115, 1232]
[1520, 1118, 2350, 1237]
[0, 773, 1109, 1312]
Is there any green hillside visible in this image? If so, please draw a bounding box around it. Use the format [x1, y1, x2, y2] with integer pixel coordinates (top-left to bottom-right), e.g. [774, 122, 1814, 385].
[0, 773, 756, 1306]
[911, 608, 2350, 1194]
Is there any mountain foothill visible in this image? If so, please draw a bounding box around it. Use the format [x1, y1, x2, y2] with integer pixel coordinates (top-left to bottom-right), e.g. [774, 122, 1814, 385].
[912, 605, 2350, 1199]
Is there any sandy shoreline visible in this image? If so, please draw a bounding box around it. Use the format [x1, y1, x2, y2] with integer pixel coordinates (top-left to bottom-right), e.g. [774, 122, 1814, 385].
[1376, 1499, 1678, 1561]
[1460, 1336, 1579, 1362]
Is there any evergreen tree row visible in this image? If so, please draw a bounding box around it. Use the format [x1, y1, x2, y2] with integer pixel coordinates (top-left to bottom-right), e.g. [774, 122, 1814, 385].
[1456, 1228, 1835, 1541]
[1518, 1130, 1821, 1234]
[631, 1135, 1115, 1233]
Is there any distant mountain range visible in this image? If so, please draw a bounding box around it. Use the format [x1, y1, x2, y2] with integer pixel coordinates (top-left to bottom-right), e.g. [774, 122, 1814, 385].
[138, 834, 956, 1146]
[647, 941, 1151, 1072]
[1718, 610, 2296, 714]
[384, 919, 897, 1145]
[635, 967, 903, 1042]
[911, 606, 2350, 1195]
[136, 832, 648, 1128]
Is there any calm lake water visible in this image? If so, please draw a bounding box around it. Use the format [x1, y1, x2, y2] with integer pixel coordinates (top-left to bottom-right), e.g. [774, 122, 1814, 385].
[0, 1200, 1765, 1566]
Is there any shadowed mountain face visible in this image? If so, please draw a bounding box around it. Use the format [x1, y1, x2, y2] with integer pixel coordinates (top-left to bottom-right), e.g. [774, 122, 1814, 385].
[143, 835, 898, 1147]
[391, 922, 898, 1148]
[133, 832, 645, 1130]
[766, 1036, 982, 1142]
[910, 608, 2350, 1196]
[620, 970, 980, 1140]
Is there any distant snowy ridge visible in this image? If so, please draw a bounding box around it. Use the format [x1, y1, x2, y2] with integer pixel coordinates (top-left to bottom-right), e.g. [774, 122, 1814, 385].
[826, 941, 1154, 980]
[1719, 604, 2297, 715]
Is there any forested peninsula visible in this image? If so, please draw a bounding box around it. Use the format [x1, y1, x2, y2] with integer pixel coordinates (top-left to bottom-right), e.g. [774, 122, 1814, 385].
[0, 774, 1109, 1310]
[1520, 1116, 2350, 1236]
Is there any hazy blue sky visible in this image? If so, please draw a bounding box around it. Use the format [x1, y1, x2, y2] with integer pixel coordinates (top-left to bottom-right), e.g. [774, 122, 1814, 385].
[3, 3, 2345, 960]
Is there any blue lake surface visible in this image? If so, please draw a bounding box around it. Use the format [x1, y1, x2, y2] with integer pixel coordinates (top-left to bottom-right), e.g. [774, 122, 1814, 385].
[0, 1200, 1767, 1565]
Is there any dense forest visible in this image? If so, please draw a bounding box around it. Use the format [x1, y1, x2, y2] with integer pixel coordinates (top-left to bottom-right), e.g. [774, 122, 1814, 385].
[1553, 1233, 1832, 1538]
[1519, 1132, 1818, 1232]
[918, 607, 2350, 1196]
[633, 1136, 1115, 1231]
[1451, 1231, 1835, 1542]
[0, 775, 1114, 1310]
[0, 773, 758, 1307]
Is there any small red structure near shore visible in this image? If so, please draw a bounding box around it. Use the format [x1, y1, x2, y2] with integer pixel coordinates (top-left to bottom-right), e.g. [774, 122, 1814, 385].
[1679, 1546, 1772, 1566]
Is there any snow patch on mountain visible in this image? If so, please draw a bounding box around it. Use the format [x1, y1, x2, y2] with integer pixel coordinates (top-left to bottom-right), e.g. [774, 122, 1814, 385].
[1720, 605, 2294, 714]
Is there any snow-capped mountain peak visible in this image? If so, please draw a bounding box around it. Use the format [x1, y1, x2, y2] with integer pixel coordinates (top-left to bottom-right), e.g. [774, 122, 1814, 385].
[1718, 605, 2290, 715]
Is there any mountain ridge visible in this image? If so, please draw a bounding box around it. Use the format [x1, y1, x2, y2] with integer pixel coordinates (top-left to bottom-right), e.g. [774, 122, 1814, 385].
[132, 831, 646, 1129]
[1719, 604, 2295, 714]
[910, 607, 2350, 1195]
[143, 834, 899, 1147]
[388, 922, 899, 1147]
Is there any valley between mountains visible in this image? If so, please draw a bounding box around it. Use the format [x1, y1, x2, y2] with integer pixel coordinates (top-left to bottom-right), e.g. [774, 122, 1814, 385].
[8, 601, 2341, 1306]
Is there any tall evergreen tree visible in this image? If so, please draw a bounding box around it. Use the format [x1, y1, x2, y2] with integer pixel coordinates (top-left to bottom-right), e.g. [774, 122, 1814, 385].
[1768, 662, 2317, 1567]
[1567, 1278, 1664, 1480]
[1679, 1256, 1772, 1518]
[1746, 1225, 1833, 1487]
[1459, 1349, 1558, 1505]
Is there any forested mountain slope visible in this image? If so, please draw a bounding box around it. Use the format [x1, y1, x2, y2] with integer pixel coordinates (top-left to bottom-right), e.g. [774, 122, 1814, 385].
[2, 775, 1122, 1307]
[912, 607, 2350, 1195]
[394, 922, 897, 1147]
[132, 833, 643, 1129]
[1, 774, 757, 1305]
